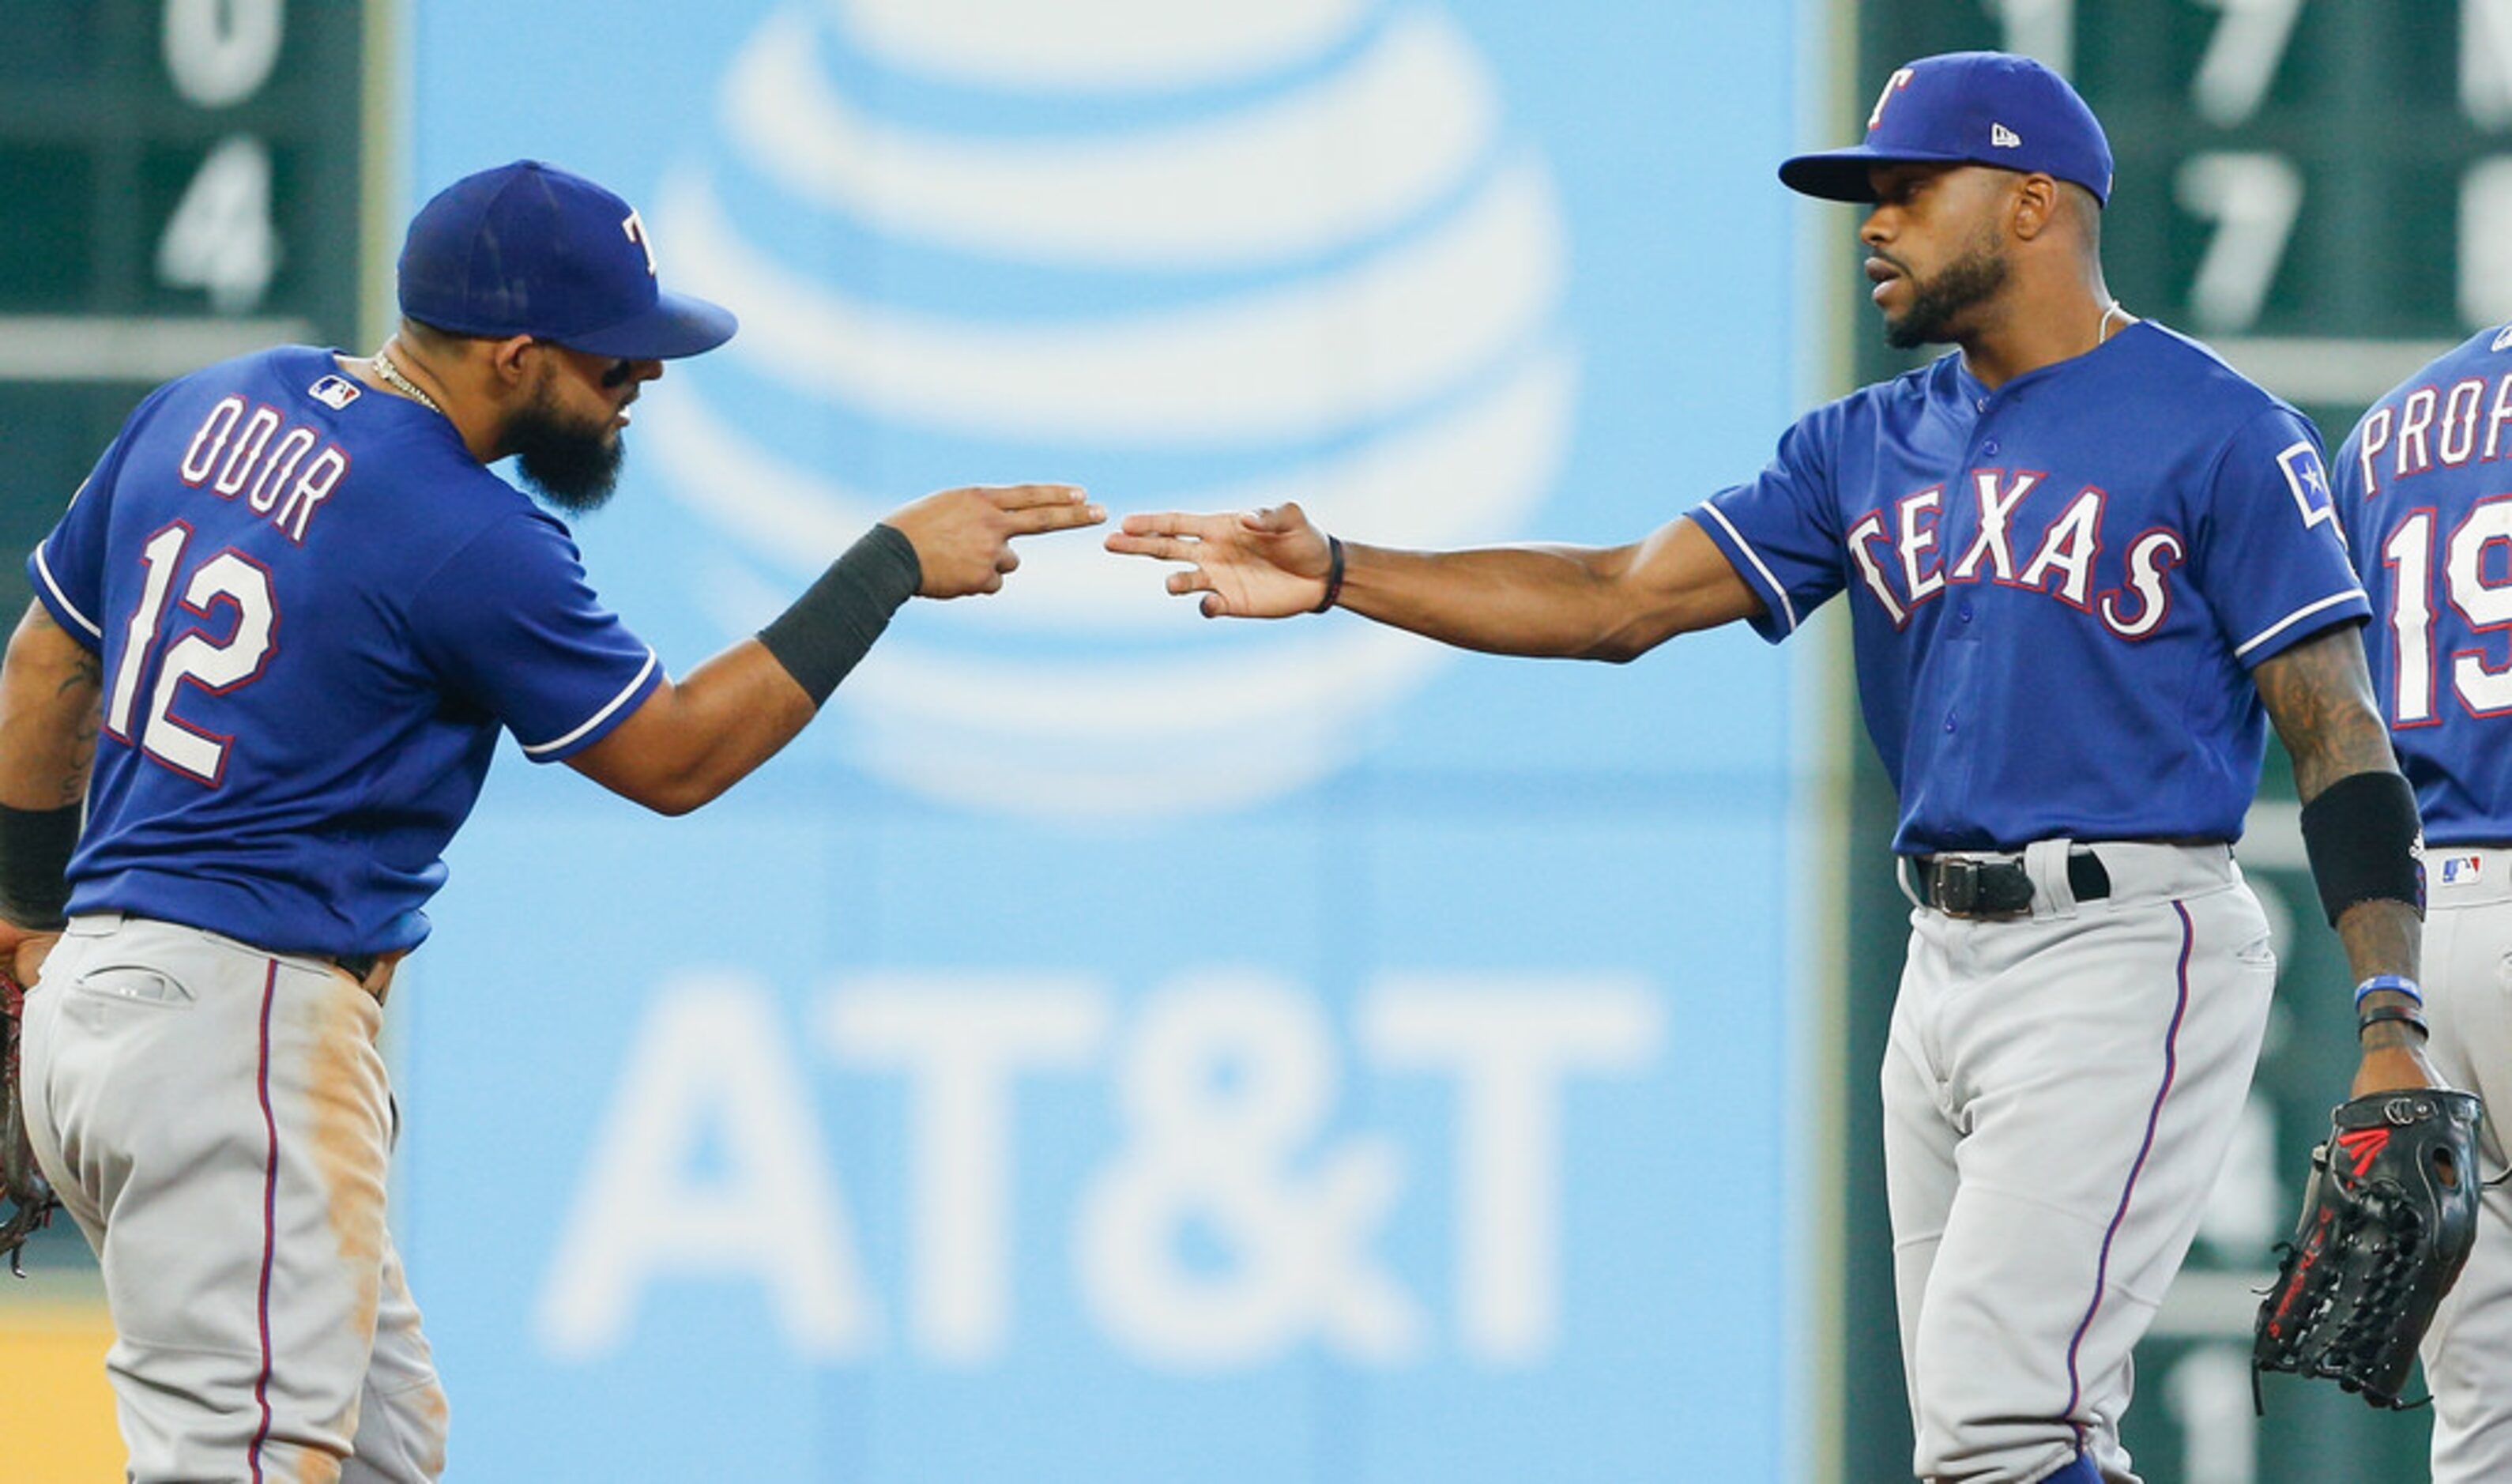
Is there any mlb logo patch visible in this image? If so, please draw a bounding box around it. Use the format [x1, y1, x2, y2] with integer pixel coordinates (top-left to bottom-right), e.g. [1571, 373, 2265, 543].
[2440, 854, 2484, 887]
[2277, 440, 2334, 531]
[309, 375, 362, 410]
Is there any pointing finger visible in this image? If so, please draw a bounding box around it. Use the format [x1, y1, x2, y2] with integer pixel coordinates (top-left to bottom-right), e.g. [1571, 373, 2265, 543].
[1120, 510, 1232, 538]
[1108, 532, 1211, 561]
[1003, 500, 1107, 536]
[978, 483, 1090, 510]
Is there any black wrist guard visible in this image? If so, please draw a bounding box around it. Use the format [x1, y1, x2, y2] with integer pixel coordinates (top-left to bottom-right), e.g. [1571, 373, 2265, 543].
[756, 523, 922, 707]
[0, 803, 79, 932]
[2299, 769, 2425, 925]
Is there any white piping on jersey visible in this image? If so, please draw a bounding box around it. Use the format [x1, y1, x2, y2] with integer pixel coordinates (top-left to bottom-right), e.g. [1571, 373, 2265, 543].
[1695, 503, 1798, 634]
[32, 545, 101, 639]
[522, 648, 659, 759]
[2234, 589, 2363, 661]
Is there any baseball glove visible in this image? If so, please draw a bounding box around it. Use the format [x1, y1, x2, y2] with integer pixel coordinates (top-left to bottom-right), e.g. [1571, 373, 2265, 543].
[0, 968, 58, 1277]
[2253, 1087, 2484, 1410]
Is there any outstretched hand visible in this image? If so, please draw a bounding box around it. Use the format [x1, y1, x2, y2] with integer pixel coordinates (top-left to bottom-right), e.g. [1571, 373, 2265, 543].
[1104, 502, 1335, 618]
[887, 484, 1105, 599]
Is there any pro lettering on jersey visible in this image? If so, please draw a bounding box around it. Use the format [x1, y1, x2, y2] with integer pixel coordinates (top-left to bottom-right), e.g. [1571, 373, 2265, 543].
[1695, 322, 2368, 853]
[2336, 326, 2512, 842]
[2344, 357, 2512, 507]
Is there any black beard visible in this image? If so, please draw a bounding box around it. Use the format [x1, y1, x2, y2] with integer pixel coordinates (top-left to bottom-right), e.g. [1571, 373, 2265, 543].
[1884, 243, 2011, 350]
[508, 394, 624, 512]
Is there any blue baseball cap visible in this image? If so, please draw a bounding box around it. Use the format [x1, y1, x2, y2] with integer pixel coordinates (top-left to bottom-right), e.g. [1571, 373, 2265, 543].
[1779, 52, 2114, 207]
[397, 160, 737, 359]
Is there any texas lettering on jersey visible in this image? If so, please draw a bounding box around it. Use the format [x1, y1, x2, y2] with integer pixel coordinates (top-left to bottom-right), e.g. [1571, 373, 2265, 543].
[1844, 468, 2183, 638]
[1693, 322, 2368, 853]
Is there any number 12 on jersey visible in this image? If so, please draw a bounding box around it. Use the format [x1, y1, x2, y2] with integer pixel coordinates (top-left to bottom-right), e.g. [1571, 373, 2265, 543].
[106, 522, 279, 785]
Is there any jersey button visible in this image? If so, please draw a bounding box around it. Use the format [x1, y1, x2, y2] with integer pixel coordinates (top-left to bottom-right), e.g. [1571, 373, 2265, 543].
[1956, 599, 1974, 623]
[1981, 439, 1999, 456]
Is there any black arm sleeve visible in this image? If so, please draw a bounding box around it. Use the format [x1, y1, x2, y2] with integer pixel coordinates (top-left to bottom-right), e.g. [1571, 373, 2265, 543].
[0, 804, 80, 932]
[755, 524, 922, 707]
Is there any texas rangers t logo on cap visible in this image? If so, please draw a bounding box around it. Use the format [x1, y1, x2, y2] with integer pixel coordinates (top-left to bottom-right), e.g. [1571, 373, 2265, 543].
[1867, 67, 1916, 130]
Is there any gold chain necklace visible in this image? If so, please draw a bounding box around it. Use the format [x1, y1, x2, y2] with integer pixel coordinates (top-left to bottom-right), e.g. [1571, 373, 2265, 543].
[370, 345, 444, 416]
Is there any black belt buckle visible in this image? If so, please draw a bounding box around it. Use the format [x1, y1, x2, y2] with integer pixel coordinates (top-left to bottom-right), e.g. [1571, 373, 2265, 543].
[1921, 849, 2112, 917]
[1919, 854, 2032, 917]
[1932, 857, 1985, 914]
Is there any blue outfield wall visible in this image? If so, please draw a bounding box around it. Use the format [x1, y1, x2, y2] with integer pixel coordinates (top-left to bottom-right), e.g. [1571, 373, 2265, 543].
[400, 3, 1814, 1479]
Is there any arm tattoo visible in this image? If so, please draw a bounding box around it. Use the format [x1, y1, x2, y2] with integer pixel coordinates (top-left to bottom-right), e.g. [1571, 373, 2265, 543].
[24, 605, 104, 808]
[59, 673, 98, 808]
[2254, 623, 2423, 1007]
[2254, 626, 2395, 800]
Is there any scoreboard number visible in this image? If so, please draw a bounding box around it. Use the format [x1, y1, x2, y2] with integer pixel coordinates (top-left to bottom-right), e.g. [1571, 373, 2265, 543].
[157, 134, 280, 315]
[156, 0, 290, 314]
[2171, 152, 2301, 333]
[163, 0, 285, 108]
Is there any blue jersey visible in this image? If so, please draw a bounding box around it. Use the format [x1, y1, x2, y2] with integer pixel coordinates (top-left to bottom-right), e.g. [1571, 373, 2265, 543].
[1695, 322, 2368, 854]
[30, 346, 663, 955]
[2333, 325, 2512, 845]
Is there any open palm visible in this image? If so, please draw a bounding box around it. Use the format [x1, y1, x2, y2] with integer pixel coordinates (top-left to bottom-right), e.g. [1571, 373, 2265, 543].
[1105, 503, 1335, 619]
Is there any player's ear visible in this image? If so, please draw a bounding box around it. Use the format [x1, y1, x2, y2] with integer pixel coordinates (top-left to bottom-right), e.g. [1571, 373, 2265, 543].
[2009, 174, 2059, 241]
[484, 334, 538, 389]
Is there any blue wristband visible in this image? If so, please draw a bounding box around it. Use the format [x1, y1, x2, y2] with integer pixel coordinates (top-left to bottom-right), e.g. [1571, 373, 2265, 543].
[2353, 973, 2423, 1008]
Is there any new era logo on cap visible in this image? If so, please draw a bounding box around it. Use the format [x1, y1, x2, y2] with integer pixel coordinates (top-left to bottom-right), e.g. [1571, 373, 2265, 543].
[1780, 51, 2115, 206]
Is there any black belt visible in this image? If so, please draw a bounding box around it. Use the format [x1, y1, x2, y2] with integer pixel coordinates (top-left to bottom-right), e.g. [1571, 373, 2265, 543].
[325, 951, 396, 1003]
[1913, 849, 2111, 917]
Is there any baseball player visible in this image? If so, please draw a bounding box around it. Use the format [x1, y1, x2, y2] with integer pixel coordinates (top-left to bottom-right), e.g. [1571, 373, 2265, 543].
[1109, 52, 2441, 1484]
[2332, 325, 2512, 1478]
[0, 160, 1101, 1482]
